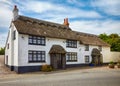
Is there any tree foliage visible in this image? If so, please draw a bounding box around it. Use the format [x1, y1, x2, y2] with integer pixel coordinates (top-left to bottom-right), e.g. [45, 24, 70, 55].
[99, 33, 120, 52]
[0, 47, 5, 55]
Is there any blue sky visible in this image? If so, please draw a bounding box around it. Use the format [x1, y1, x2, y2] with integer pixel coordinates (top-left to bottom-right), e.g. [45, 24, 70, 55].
[0, 0, 120, 47]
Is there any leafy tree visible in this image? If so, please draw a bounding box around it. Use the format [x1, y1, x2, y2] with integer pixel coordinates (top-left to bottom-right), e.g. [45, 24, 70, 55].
[99, 33, 120, 52]
[0, 47, 5, 55]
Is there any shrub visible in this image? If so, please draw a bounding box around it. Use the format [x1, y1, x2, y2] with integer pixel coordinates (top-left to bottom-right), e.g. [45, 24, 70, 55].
[109, 61, 114, 64]
[117, 61, 120, 68]
[41, 64, 53, 72]
[109, 61, 115, 68]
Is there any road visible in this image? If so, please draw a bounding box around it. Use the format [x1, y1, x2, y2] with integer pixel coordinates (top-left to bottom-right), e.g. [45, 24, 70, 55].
[0, 67, 120, 86]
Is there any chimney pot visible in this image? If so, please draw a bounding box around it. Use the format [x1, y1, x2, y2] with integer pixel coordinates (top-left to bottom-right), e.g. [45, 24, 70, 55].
[14, 5, 17, 8]
[13, 5, 19, 21]
[63, 18, 69, 27]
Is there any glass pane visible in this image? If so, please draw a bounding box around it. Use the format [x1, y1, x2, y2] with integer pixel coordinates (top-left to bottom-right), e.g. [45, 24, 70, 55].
[33, 57, 37, 61]
[29, 57, 32, 61]
[38, 57, 41, 60]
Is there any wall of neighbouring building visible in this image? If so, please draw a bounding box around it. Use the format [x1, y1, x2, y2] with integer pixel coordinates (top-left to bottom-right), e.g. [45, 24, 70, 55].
[109, 52, 120, 62]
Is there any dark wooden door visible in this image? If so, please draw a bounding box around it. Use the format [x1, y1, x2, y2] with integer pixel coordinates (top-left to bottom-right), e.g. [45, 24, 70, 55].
[56, 54, 62, 69]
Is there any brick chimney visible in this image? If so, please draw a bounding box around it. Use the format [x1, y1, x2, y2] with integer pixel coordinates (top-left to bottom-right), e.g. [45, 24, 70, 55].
[13, 5, 19, 21]
[63, 18, 69, 27]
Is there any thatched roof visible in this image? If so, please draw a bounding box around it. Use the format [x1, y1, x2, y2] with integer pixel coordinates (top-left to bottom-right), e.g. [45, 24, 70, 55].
[91, 48, 101, 56]
[13, 15, 110, 47]
[49, 45, 66, 54]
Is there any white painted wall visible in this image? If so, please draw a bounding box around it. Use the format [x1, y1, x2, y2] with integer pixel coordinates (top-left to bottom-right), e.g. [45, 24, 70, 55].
[5, 23, 19, 66]
[13, 25, 19, 66]
[18, 33, 111, 66]
[5, 26, 12, 66]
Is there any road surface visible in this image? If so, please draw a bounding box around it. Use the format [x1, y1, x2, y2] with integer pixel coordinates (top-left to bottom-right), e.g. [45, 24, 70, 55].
[0, 67, 120, 86]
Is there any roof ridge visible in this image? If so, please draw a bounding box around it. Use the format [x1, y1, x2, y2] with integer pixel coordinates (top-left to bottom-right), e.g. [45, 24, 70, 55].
[73, 31, 97, 37]
[19, 15, 70, 28]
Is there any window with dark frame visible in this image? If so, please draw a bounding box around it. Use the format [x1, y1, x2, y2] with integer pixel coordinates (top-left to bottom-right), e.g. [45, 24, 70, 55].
[66, 52, 77, 62]
[85, 55, 89, 63]
[98, 46, 102, 51]
[13, 30, 16, 40]
[66, 39, 77, 48]
[28, 50, 45, 62]
[85, 44, 89, 51]
[28, 35, 45, 45]
[7, 43, 9, 49]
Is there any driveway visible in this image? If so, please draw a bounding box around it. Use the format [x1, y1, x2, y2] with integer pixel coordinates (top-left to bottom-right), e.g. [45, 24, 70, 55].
[0, 66, 120, 86]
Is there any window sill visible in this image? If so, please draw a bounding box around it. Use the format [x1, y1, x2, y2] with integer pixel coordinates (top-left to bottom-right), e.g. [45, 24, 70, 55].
[67, 60, 77, 62]
[66, 46, 77, 48]
[29, 44, 46, 46]
[28, 61, 46, 63]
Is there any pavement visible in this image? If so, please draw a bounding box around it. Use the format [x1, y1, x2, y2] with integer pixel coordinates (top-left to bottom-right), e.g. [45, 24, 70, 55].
[0, 55, 16, 77]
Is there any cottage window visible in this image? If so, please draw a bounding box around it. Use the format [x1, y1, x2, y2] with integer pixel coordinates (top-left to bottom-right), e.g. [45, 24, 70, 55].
[66, 52, 77, 62]
[66, 40, 77, 48]
[28, 35, 45, 45]
[85, 55, 89, 63]
[13, 30, 16, 40]
[7, 43, 9, 49]
[98, 46, 102, 51]
[28, 50, 45, 62]
[85, 44, 89, 51]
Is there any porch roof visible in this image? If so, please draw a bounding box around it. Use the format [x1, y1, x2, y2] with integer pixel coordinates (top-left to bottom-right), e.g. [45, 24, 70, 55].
[49, 45, 66, 54]
[91, 48, 101, 56]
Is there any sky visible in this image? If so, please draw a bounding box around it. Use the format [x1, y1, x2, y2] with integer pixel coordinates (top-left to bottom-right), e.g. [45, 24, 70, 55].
[0, 0, 120, 48]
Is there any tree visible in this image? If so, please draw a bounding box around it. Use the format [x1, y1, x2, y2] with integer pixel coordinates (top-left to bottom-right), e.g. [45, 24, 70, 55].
[99, 33, 120, 52]
[0, 47, 5, 55]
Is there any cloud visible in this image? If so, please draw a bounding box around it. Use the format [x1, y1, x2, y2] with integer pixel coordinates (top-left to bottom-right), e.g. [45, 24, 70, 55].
[67, 0, 85, 7]
[19, 0, 102, 19]
[70, 20, 120, 35]
[0, 0, 13, 47]
[91, 0, 120, 16]
[0, 0, 120, 48]
[0, 0, 13, 28]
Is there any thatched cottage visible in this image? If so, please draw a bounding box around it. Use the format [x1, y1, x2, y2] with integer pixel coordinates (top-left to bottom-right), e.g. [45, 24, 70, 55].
[5, 6, 111, 73]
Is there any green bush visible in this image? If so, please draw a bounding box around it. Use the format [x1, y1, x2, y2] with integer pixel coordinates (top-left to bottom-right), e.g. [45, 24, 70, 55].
[0, 47, 5, 55]
[41, 64, 53, 72]
[109, 61, 114, 64]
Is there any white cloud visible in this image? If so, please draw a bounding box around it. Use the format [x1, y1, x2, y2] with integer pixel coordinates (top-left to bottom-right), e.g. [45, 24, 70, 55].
[91, 0, 120, 16]
[20, 0, 102, 19]
[70, 20, 120, 35]
[0, 0, 12, 28]
[67, 0, 85, 7]
[0, 0, 13, 47]
[0, 0, 120, 48]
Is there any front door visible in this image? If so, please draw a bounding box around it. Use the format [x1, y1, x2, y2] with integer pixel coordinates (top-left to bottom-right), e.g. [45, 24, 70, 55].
[50, 53, 66, 69]
[56, 54, 62, 69]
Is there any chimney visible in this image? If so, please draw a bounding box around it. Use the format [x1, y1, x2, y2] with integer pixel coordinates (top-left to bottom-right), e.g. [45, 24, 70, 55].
[63, 18, 69, 27]
[13, 5, 19, 21]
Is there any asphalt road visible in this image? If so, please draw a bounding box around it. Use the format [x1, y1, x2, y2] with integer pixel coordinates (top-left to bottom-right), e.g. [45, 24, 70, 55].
[0, 68, 120, 86]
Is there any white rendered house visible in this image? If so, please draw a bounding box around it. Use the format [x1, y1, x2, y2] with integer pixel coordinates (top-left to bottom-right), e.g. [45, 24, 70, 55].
[5, 6, 111, 73]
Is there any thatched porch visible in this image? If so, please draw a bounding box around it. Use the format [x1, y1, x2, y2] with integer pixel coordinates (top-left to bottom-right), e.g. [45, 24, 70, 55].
[49, 45, 66, 69]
